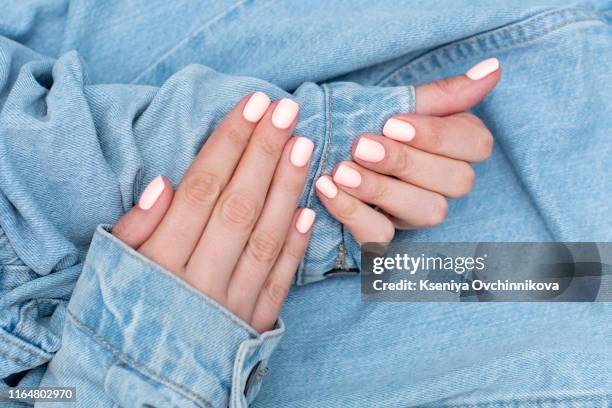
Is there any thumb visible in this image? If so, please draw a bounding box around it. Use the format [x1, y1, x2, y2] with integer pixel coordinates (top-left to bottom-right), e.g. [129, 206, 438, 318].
[415, 58, 501, 116]
[112, 175, 174, 249]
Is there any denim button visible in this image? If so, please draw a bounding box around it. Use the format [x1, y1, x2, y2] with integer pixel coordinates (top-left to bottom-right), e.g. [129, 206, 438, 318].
[244, 361, 268, 396]
[323, 268, 360, 277]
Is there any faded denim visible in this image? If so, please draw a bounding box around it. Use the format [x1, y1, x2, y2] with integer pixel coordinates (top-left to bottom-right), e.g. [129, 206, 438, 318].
[0, 1, 611, 407]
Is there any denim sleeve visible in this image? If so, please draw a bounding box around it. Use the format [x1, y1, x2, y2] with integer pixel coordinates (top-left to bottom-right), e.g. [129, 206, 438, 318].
[0, 38, 413, 398]
[37, 225, 284, 407]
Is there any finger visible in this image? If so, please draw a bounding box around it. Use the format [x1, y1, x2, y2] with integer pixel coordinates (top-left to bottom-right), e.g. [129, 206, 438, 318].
[250, 209, 315, 333]
[315, 175, 395, 244]
[381, 112, 493, 162]
[139, 92, 270, 270]
[331, 162, 449, 229]
[227, 137, 313, 322]
[351, 135, 476, 198]
[414, 58, 500, 116]
[112, 176, 174, 248]
[187, 98, 300, 295]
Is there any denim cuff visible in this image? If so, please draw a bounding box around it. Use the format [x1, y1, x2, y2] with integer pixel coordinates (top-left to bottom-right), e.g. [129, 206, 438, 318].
[297, 82, 415, 284]
[68, 225, 284, 407]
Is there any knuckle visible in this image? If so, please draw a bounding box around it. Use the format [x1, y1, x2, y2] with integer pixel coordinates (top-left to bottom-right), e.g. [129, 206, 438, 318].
[423, 117, 445, 150]
[225, 127, 249, 148]
[426, 196, 448, 227]
[279, 176, 304, 195]
[285, 240, 305, 261]
[336, 197, 360, 221]
[263, 279, 288, 307]
[366, 179, 387, 202]
[452, 163, 476, 197]
[432, 77, 458, 99]
[389, 148, 412, 176]
[247, 229, 281, 265]
[220, 191, 258, 229]
[182, 170, 221, 207]
[257, 134, 285, 158]
[476, 129, 494, 160]
[375, 220, 395, 243]
[457, 111, 481, 125]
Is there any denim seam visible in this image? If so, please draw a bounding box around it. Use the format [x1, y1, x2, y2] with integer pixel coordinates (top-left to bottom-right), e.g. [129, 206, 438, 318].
[0, 330, 51, 361]
[231, 344, 253, 407]
[0, 347, 34, 367]
[94, 226, 275, 338]
[375, 7, 603, 87]
[297, 83, 334, 285]
[439, 394, 612, 407]
[65, 308, 213, 408]
[129, 0, 277, 84]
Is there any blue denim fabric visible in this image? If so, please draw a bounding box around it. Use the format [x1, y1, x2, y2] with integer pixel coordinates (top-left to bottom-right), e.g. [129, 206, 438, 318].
[48, 225, 284, 407]
[1, 1, 611, 407]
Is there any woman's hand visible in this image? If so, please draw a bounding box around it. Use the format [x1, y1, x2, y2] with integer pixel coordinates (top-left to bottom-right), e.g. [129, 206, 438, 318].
[316, 58, 500, 244]
[112, 93, 315, 333]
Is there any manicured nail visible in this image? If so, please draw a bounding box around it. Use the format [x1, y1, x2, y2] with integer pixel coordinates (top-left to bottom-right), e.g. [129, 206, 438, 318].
[315, 175, 338, 199]
[138, 176, 165, 210]
[272, 98, 299, 129]
[333, 164, 361, 188]
[290, 137, 314, 167]
[243, 92, 271, 122]
[296, 208, 316, 234]
[383, 118, 416, 142]
[466, 58, 500, 80]
[355, 137, 385, 162]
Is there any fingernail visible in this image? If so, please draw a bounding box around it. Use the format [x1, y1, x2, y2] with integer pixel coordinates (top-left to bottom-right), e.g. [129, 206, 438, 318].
[383, 118, 416, 142]
[355, 137, 385, 162]
[243, 92, 271, 122]
[315, 175, 338, 199]
[296, 208, 316, 234]
[138, 176, 165, 210]
[333, 164, 361, 188]
[466, 58, 500, 80]
[272, 98, 299, 129]
[290, 137, 314, 167]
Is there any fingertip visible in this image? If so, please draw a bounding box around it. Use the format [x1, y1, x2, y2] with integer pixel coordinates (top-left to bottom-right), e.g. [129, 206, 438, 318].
[113, 176, 174, 248]
[243, 91, 271, 123]
[295, 208, 315, 234]
[415, 58, 501, 115]
[382, 118, 416, 142]
[315, 175, 338, 199]
[465, 57, 500, 81]
[138, 175, 165, 210]
[333, 163, 362, 188]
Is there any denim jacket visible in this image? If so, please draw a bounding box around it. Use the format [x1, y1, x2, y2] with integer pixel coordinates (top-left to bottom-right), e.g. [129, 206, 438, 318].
[1, 1, 611, 407]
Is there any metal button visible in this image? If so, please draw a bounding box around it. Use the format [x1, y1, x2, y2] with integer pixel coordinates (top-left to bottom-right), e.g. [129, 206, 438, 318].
[244, 361, 268, 396]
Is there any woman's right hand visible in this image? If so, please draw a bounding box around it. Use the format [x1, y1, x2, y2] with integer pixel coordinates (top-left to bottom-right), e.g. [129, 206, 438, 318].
[111, 93, 315, 333]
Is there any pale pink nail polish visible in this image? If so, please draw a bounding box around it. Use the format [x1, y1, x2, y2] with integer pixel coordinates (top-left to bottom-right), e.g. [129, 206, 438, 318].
[138, 176, 165, 210]
[466, 58, 500, 80]
[242, 92, 271, 122]
[272, 98, 299, 129]
[315, 175, 338, 199]
[333, 164, 361, 188]
[383, 118, 416, 142]
[355, 137, 385, 162]
[290, 137, 314, 167]
[295, 208, 316, 234]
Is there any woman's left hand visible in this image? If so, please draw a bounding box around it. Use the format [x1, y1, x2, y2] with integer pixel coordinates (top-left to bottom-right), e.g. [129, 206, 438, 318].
[316, 59, 500, 244]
